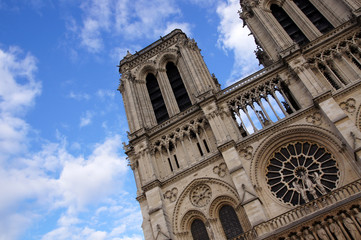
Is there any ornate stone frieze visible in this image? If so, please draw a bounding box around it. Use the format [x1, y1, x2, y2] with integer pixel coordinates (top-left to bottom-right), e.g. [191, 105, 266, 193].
[151, 117, 207, 153]
[164, 187, 178, 202]
[213, 163, 227, 177]
[306, 112, 322, 126]
[190, 184, 212, 207]
[340, 98, 356, 113]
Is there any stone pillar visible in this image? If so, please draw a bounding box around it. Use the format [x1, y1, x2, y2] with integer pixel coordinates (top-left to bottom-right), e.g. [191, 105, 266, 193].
[145, 186, 172, 240]
[218, 142, 267, 227]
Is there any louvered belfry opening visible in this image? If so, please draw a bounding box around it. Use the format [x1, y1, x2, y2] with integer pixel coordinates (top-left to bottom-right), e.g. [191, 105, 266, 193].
[219, 205, 244, 239]
[293, 0, 334, 34]
[271, 4, 309, 46]
[191, 219, 210, 240]
[166, 62, 192, 112]
[146, 73, 169, 124]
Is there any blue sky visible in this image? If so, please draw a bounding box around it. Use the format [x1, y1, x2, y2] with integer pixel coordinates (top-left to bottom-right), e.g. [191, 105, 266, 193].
[0, 0, 260, 239]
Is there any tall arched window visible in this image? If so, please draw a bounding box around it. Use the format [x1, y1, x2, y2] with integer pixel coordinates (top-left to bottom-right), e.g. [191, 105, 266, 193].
[146, 73, 169, 124]
[191, 219, 210, 240]
[271, 4, 309, 46]
[219, 205, 243, 239]
[166, 62, 192, 112]
[293, 0, 333, 34]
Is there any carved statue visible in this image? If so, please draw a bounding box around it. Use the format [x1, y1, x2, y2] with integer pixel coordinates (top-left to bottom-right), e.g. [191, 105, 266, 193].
[341, 213, 361, 239]
[328, 218, 346, 240]
[303, 228, 315, 240]
[354, 208, 361, 225]
[293, 181, 309, 203]
[311, 172, 327, 194]
[301, 172, 318, 199]
[315, 224, 329, 240]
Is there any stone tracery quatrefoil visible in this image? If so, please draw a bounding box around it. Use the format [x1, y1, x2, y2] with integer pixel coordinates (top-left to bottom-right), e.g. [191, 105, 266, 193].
[265, 141, 339, 206]
[190, 184, 212, 207]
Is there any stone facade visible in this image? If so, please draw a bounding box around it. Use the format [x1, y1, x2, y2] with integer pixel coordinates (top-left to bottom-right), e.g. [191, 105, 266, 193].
[118, 0, 361, 239]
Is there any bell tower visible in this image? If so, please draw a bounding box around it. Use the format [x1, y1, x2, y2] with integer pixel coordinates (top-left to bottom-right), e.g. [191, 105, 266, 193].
[119, 1, 361, 239]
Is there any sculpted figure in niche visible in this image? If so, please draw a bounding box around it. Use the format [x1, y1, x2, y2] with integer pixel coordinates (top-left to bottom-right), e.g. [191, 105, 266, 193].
[303, 228, 315, 240]
[293, 181, 309, 203]
[316, 224, 329, 240]
[354, 208, 361, 225]
[328, 218, 346, 240]
[341, 213, 361, 239]
[312, 172, 327, 195]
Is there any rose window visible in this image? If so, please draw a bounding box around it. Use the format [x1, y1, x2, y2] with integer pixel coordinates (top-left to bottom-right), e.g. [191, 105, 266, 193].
[190, 184, 212, 207]
[266, 141, 339, 206]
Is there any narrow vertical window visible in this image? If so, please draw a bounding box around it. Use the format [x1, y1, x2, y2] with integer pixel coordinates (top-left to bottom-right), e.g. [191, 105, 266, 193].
[191, 219, 210, 240]
[271, 4, 309, 46]
[197, 142, 204, 156]
[146, 73, 169, 124]
[293, 0, 333, 34]
[203, 140, 210, 153]
[167, 158, 173, 172]
[219, 205, 243, 239]
[166, 62, 192, 111]
[174, 155, 180, 169]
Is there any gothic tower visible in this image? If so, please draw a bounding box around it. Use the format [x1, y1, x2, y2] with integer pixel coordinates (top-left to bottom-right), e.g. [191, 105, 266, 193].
[119, 0, 361, 239]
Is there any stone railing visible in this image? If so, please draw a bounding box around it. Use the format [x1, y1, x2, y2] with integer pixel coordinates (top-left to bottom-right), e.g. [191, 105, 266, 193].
[232, 179, 361, 240]
[216, 62, 283, 98]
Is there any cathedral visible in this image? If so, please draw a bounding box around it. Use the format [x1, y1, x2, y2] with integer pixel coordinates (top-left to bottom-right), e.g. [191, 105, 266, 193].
[118, 0, 361, 239]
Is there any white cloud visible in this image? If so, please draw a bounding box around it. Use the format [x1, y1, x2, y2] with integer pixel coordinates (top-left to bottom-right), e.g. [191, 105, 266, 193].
[80, 111, 94, 127]
[0, 46, 41, 160]
[163, 22, 192, 37]
[96, 89, 115, 100]
[68, 91, 90, 100]
[216, 0, 260, 85]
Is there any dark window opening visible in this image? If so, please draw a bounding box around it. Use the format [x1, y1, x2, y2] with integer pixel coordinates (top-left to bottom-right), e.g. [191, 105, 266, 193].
[146, 73, 169, 124]
[167, 158, 173, 172]
[174, 155, 180, 168]
[166, 62, 192, 111]
[197, 142, 204, 156]
[191, 219, 210, 240]
[271, 4, 309, 46]
[280, 82, 300, 111]
[203, 140, 210, 153]
[293, 0, 333, 34]
[219, 205, 243, 239]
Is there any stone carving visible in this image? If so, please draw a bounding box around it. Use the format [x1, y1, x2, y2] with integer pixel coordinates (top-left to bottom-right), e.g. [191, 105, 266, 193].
[306, 112, 322, 126]
[303, 229, 315, 240]
[316, 224, 329, 240]
[328, 218, 345, 240]
[190, 184, 212, 207]
[239, 146, 253, 160]
[164, 188, 178, 202]
[266, 141, 339, 206]
[239, 0, 259, 22]
[213, 163, 227, 177]
[340, 98, 356, 113]
[341, 213, 361, 239]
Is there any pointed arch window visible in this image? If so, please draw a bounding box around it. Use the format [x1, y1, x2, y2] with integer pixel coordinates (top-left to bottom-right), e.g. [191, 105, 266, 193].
[166, 62, 192, 112]
[219, 205, 243, 239]
[271, 4, 309, 46]
[293, 0, 333, 34]
[146, 73, 169, 124]
[191, 219, 210, 240]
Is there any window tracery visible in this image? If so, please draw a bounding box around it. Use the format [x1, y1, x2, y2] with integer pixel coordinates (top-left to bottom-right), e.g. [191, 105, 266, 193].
[266, 141, 339, 206]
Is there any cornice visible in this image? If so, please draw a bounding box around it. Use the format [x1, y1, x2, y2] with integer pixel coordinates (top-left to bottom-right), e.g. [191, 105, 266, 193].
[333, 80, 361, 100]
[118, 29, 185, 73]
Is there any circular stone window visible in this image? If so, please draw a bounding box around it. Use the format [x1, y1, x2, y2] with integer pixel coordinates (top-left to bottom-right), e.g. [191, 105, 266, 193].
[190, 184, 212, 207]
[265, 141, 339, 206]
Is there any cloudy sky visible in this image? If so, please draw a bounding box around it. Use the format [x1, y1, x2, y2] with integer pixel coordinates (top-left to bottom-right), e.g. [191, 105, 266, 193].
[0, 0, 260, 239]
